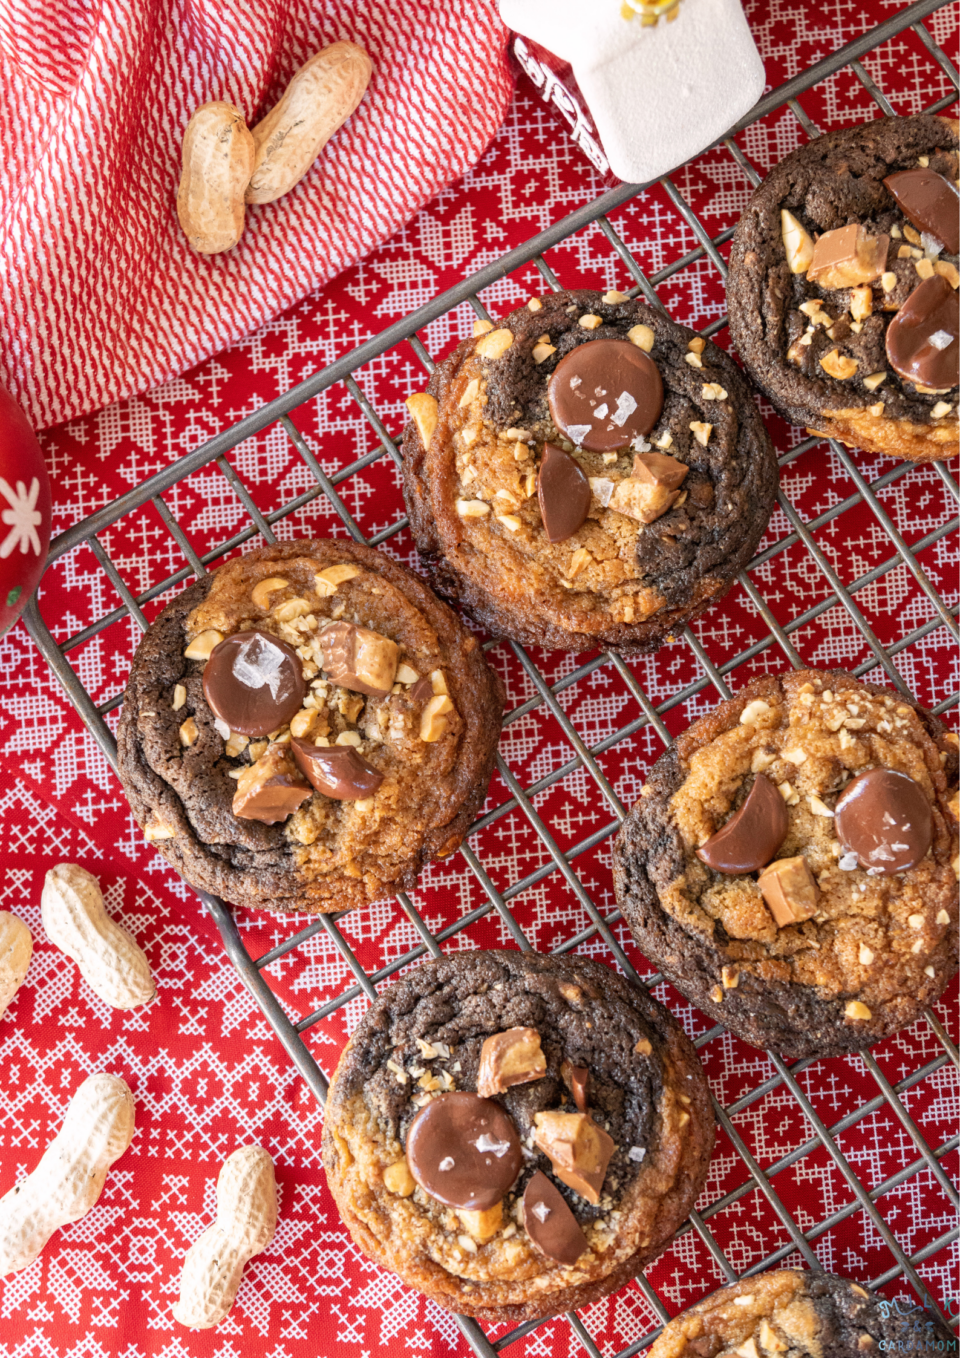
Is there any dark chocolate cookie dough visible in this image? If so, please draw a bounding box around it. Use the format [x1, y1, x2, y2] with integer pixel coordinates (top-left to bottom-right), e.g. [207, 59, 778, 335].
[614, 669, 959, 1059]
[728, 114, 959, 463]
[647, 1269, 956, 1358]
[117, 540, 504, 916]
[402, 289, 778, 653]
[322, 949, 714, 1321]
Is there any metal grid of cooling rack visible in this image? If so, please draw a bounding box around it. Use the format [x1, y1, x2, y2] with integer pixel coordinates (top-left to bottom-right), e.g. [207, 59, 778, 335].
[20, 2, 960, 1355]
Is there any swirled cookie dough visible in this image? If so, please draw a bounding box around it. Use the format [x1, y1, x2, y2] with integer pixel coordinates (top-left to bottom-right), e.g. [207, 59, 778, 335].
[647, 1269, 956, 1358]
[322, 949, 714, 1321]
[614, 668, 958, 1057]
[117, 540, 504, 915]
[728, 114, 959, 463]
[402, 289, 778, 653]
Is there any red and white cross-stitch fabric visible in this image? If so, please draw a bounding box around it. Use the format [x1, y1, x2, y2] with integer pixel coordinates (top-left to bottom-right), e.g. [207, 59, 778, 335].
[0, 0, 957, 1356]
[0, 0, 512, 432]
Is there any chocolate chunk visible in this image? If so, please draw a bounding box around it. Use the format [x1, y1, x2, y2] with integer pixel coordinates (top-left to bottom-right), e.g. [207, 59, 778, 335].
[476, 1027, 546, 1097]
[806, 224, 889, 289]
[522, 1170, 588, 1266]
[409, 676, 434, 704]
[406, 1092, 523, 1210]
[232, 743, 311, 823]
[885, 274, 959, 390]
[686, 1338, 724, 1358]
[319, 621, 398, 696]
[758, 855, 820, 926]
[696, 773, 788, 874]
[291, 738, 384, 800]
[532, 1110, 615, 1204]
[561, 1060, 590, 1113]
[835, 768, 933, 874]
[203, 631, 306, 737]
[536, 444, 592, 543]
[609, 451, 689, 524]
[548, 339, 664, 452]
[884, 169, 960, 255]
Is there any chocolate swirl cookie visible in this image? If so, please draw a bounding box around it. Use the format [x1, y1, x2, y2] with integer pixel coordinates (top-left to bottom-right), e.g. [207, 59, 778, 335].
[322, 949, 714, 1321]
[728, 114, 959, 463]
[614, 669, 959, 1058]
[402, 289, 778, 653]
[117, 539, 504, 915]
[646, 1269, 956, 1358]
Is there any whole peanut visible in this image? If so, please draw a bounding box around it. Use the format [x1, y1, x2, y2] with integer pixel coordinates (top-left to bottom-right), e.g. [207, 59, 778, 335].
[42, 863, 156, 1009]
[173, 1146, 278, 1328]
[0, 1073, 135, 1275]
[246, 42, 372, 205]
[177, 101, 256, 254]
[0, 912, 31, 1019]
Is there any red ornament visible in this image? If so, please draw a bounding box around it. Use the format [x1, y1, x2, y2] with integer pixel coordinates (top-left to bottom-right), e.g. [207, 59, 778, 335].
[0, 385, 51, 637]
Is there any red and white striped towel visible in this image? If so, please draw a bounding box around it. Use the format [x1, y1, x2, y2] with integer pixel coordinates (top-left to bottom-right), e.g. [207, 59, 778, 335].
[0, 0, 512, 431]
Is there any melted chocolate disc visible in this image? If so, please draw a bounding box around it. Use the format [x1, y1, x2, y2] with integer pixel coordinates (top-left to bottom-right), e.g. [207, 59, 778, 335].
[548, 339, 664, 452]
[835, 768, 933, 874]
[523, 1171, 588, 1266]
[406, 1092, 522, 1210]
[885, 274, 959, 391]
[537, 444, 592, 543]
[203, 631, 306, 737]
[884, 169, 960, 255]
[696, 773, 789, 875]
[291, 738, 384, 800]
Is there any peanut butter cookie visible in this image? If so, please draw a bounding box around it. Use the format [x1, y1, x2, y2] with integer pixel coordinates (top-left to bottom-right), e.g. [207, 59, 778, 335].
[728, 114, 959, 463]
[647, 1269, 955, 1358]
[117, 540, 504, 915]
[613, 669, 959, 1057]
[402, 289, 778, 653]
[322, 949, 714, 1321]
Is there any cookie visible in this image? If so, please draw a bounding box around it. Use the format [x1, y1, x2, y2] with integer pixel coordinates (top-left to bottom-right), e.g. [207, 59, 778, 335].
[321, 949, 714, 1321]
[117, 539, 504, 915]
[613, 669, 959, 1058]
[402, 289, 778, 653]
[728, 114, 959, 464]
[646, 1269, 956, 1358]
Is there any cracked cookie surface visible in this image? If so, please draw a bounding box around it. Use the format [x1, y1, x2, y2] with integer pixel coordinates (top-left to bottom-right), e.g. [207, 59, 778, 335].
[117, 539, 504, 915]
[613, 669, 959, 1057]
[728, 114, 959, 463]
[321, 949, 714, 1321]
[402, 289, 778, 653]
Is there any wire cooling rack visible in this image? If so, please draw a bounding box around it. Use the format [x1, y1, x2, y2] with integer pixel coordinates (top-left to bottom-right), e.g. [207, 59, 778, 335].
[21, 2, 960, 1354]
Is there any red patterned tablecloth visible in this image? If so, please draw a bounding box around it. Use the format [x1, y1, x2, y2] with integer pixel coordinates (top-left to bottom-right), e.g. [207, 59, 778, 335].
[1, 1, 958, 1355]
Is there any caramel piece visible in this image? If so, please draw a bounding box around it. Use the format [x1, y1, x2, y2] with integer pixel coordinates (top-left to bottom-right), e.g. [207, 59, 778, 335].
[319, 622, 398, 696]
[609, 451, 688, 525]
[757, 855, 819, 927]
[476, 1028, 546, 1097]
[533, 1110, 615, 1204]
[232, 744, 311, 823]
[807, 224, 889, 289]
